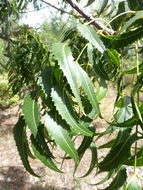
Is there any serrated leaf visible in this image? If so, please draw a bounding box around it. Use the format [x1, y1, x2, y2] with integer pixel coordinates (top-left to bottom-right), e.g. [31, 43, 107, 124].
[52, 43, 100, 116]
[99, 134, 139, 171]
[22, 92, 39, 137]
[77, 136, 94, 159]
[13, 116, 39, 177]
[113, 128, 132, 148]
[34, 124, 54, 159]
[77, 24, 106, 53]
[93, 52, 110, 80]
[87, 43, 94, 66]
[31, 135, 62, 173]
[80, 142, 97, 177]
[45, 114, 79, 165]
[73, 61, 100, 116]
[107, 49, 120, 67]
[52, 43, 83, 113]
[124, 177, 142, 190]
[103, 166, 127, 190]
[51, 86, 93, 136]
[38, 67, 52, 97]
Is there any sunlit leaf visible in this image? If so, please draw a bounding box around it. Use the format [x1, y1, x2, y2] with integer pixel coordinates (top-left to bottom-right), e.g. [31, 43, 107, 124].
[77, 24, 106, 53]
[52, 43, 84, 113]
[124, 177, 142, 190]
[22, 92, 39, 137]
[51, 86, 93, 136]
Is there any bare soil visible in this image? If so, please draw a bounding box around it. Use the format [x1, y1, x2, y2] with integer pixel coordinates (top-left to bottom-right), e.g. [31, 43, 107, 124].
[0, 87, 143, 190]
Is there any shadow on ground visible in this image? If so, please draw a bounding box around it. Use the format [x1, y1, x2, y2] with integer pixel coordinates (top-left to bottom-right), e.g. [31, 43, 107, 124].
[0, 166, 72, 190]
[0, 108, 18, 137]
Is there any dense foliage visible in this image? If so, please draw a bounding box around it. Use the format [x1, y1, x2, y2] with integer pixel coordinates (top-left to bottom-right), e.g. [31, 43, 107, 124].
[1, 0, 143, 189]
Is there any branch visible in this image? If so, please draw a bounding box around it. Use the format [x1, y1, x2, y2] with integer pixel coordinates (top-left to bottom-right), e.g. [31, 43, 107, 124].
[40, 0, 79, 18]
[66, 0, 115, 35]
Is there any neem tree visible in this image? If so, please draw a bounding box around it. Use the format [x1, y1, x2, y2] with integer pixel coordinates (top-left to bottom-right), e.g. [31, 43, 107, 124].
[1, 0, 143, 189]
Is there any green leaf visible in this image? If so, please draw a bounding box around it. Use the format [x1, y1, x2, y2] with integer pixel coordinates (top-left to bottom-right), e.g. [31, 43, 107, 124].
[13, 116, 39, 177]
[22, 92, 39, 138]
[99, 139, 115, 149]
[52, 43, 100, 116]
[124, 177, 142, 190]
[33, 124, 54, 159]
[85, 0, 96, 7]
[87, 43, 94, 66]
[73, 61, 100, 116]
[99, 0, 108, 14]
[112, 128, 132, 148]
[122, 62, 143, 74]
[125, 147, 143, 166]
[52, 43, 83, 113]
[119, 12, 143, 34]
[31, 135, 62, 173]
[45, 114, 79, 165]
[112, 96, 133, 126]
[103, 166, 127, 190]
[107, 49, 120, 67]
[92, 170, 116, 185]
[101, 26, 143, 49]
[96, 78, 108, 102]
[127, 0, 143, 11]
[99, 134, 139, 171]
[38, 67, 52, 97]
[80, 142, 97, 177]
[51, 86, 93, 136]
[77, 136, 94, 159]
[77, 24, 106, 53]
[93, 52, 110, 80]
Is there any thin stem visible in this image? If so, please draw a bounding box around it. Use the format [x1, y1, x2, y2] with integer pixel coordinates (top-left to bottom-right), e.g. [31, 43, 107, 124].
[107, 11, 135, 28]
[66, 0, 115, 35]
[40, 0, 78, 17]
[75, 43, 88, 63]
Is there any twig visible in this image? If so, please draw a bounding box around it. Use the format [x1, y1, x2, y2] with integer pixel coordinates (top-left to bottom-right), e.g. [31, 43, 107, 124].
[66, 0, 115, 35]
[40, 0, 79, 18]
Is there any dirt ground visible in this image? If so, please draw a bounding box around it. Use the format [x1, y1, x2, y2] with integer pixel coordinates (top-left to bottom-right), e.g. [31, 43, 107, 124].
[0, 86, 143, 190]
